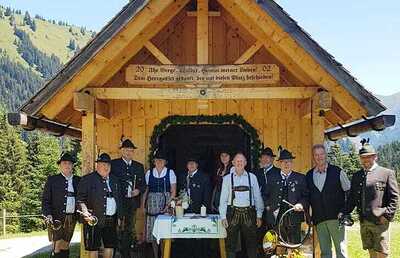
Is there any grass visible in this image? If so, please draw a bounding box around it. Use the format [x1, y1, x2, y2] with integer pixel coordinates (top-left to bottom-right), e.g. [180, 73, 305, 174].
[0, 230, 48, 240]
[4, 223, 400, 257]
[347, 222, 400, 258]
[23, 243, 80, 258]
[0, 228, 80, 240]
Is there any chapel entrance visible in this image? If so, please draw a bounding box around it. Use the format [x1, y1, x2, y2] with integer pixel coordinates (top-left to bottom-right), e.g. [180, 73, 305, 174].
[157, 124, 252, 176]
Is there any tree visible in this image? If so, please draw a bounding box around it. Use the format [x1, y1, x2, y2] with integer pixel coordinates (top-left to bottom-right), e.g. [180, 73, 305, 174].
[5, 7, 12, 16]
[327, 142, 361, 179]
[68, 39, 76, 50]
[20, 132, 61, 232]
[9, 14, 15, 26]
[30, 19, 37, 32]
[0, 107, 29, 233]
[23, 11, 32, 26]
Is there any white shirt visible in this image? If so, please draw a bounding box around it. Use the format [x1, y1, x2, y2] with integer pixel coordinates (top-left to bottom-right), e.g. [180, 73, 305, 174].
[219, 168, 264, 219]
[123, 158, 134, 197]
[313, 163, 351, 192]
[105, 177, 117, 216]
[62, 172, 75, 214]
[145, 167, 177, 185]
[280, 171, 292, 186]
[186, 170, 198, 197]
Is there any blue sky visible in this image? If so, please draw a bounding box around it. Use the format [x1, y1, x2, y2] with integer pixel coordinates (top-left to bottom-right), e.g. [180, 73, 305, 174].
[1, 0, 399, 96]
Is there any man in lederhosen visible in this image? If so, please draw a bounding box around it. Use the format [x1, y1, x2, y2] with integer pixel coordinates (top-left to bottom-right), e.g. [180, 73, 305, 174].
[111, 139, 145, 257]
[77, 153, 123, 258]
[306, 144, 351, 258]
[42, 153, 80, 258]
[263, 147, 308, 250]
[254, 147, 280, 257]
[178, 157, 212, 258]
[345, 139, 399, 258]
[220, 153, 264, 258]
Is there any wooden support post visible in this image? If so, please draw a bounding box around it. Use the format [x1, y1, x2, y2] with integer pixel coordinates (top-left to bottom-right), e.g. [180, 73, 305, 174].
[80, 102, 96, 258]
[2, 209, 6, 236]
[163, 239, 172, 258]
[197, 0, 209, 64]
[219, 238, 227, 258]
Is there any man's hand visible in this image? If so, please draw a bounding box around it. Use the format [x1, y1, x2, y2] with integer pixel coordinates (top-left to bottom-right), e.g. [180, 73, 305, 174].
[132, 189, 140, 197]
[45, 215, 53, 224]
[378, 216, 388, 225]
[293, 203, 303, 212]
[222, 219, 229, 228]
[256, 218, 262, 228]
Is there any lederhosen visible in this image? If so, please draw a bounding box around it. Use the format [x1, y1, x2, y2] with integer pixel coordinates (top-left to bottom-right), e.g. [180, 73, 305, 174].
[226, 173, 257, 258]
[42, 174, 79, 244]
[51, 191, 77, 243]
[84, 180, 118, 251]
[145, 168, 171, 242]
[276, 175, 301, 244]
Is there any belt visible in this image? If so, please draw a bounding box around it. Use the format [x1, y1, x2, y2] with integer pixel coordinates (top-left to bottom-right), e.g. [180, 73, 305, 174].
[231, 206, 254, 210]
[67, 192, 75, 197]
[106, 193, 114, 198]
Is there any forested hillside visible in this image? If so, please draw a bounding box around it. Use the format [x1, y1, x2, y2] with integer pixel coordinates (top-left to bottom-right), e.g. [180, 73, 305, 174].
[0, 5, 94, 111]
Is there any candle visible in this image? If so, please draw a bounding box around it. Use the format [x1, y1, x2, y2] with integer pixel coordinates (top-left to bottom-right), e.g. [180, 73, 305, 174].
[200, 205, 207, 217]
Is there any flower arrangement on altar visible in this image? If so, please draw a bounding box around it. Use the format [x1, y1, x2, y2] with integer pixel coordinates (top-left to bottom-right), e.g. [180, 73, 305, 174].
[168, 190, 191, 218]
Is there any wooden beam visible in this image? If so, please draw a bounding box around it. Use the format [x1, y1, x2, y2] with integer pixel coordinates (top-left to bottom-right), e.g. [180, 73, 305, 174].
[331, 99, 352, 123]
[324, 110, 345, 126]
[88, 87, 317, 100]
[187, 11, 220, 17]
[325, 115, 396, 141]
[219, 6, 313, 85]
[312, 92, 326, 146]
[73, 92, 110, 119]
[40, 0, 190, 120]
[197, 0, 209, 64]
[135, 10, 187, 64]
[144, 41, 173, 65]
[7, 113, 81, 139]
[234, 40, 263, 64]
[218, 0, 367, 119]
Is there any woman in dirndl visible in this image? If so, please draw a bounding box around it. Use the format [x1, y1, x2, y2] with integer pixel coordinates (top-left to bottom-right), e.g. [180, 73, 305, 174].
[144, 151, 176, 258]
[211, 150, 232, 213]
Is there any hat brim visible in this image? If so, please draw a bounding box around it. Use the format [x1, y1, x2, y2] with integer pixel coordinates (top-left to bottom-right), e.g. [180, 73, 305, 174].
[359, 152, 376, 157]
[95, 160, 111, 163]
[277, 156, 295, 161]
[120, 145, 137, 149]
[261, 153, 276, 157]
[57, 159, 75, 164]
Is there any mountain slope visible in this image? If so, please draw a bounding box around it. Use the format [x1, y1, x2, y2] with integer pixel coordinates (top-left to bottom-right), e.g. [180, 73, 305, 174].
[0, 5, 94, 111]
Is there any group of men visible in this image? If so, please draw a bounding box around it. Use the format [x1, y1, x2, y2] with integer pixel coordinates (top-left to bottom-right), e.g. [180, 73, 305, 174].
[42, 138, 399, 258]
[42, 139, 145, 258]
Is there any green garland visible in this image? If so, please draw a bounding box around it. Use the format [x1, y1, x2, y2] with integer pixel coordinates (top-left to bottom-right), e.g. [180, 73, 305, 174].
[148, 114, 262, 169]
